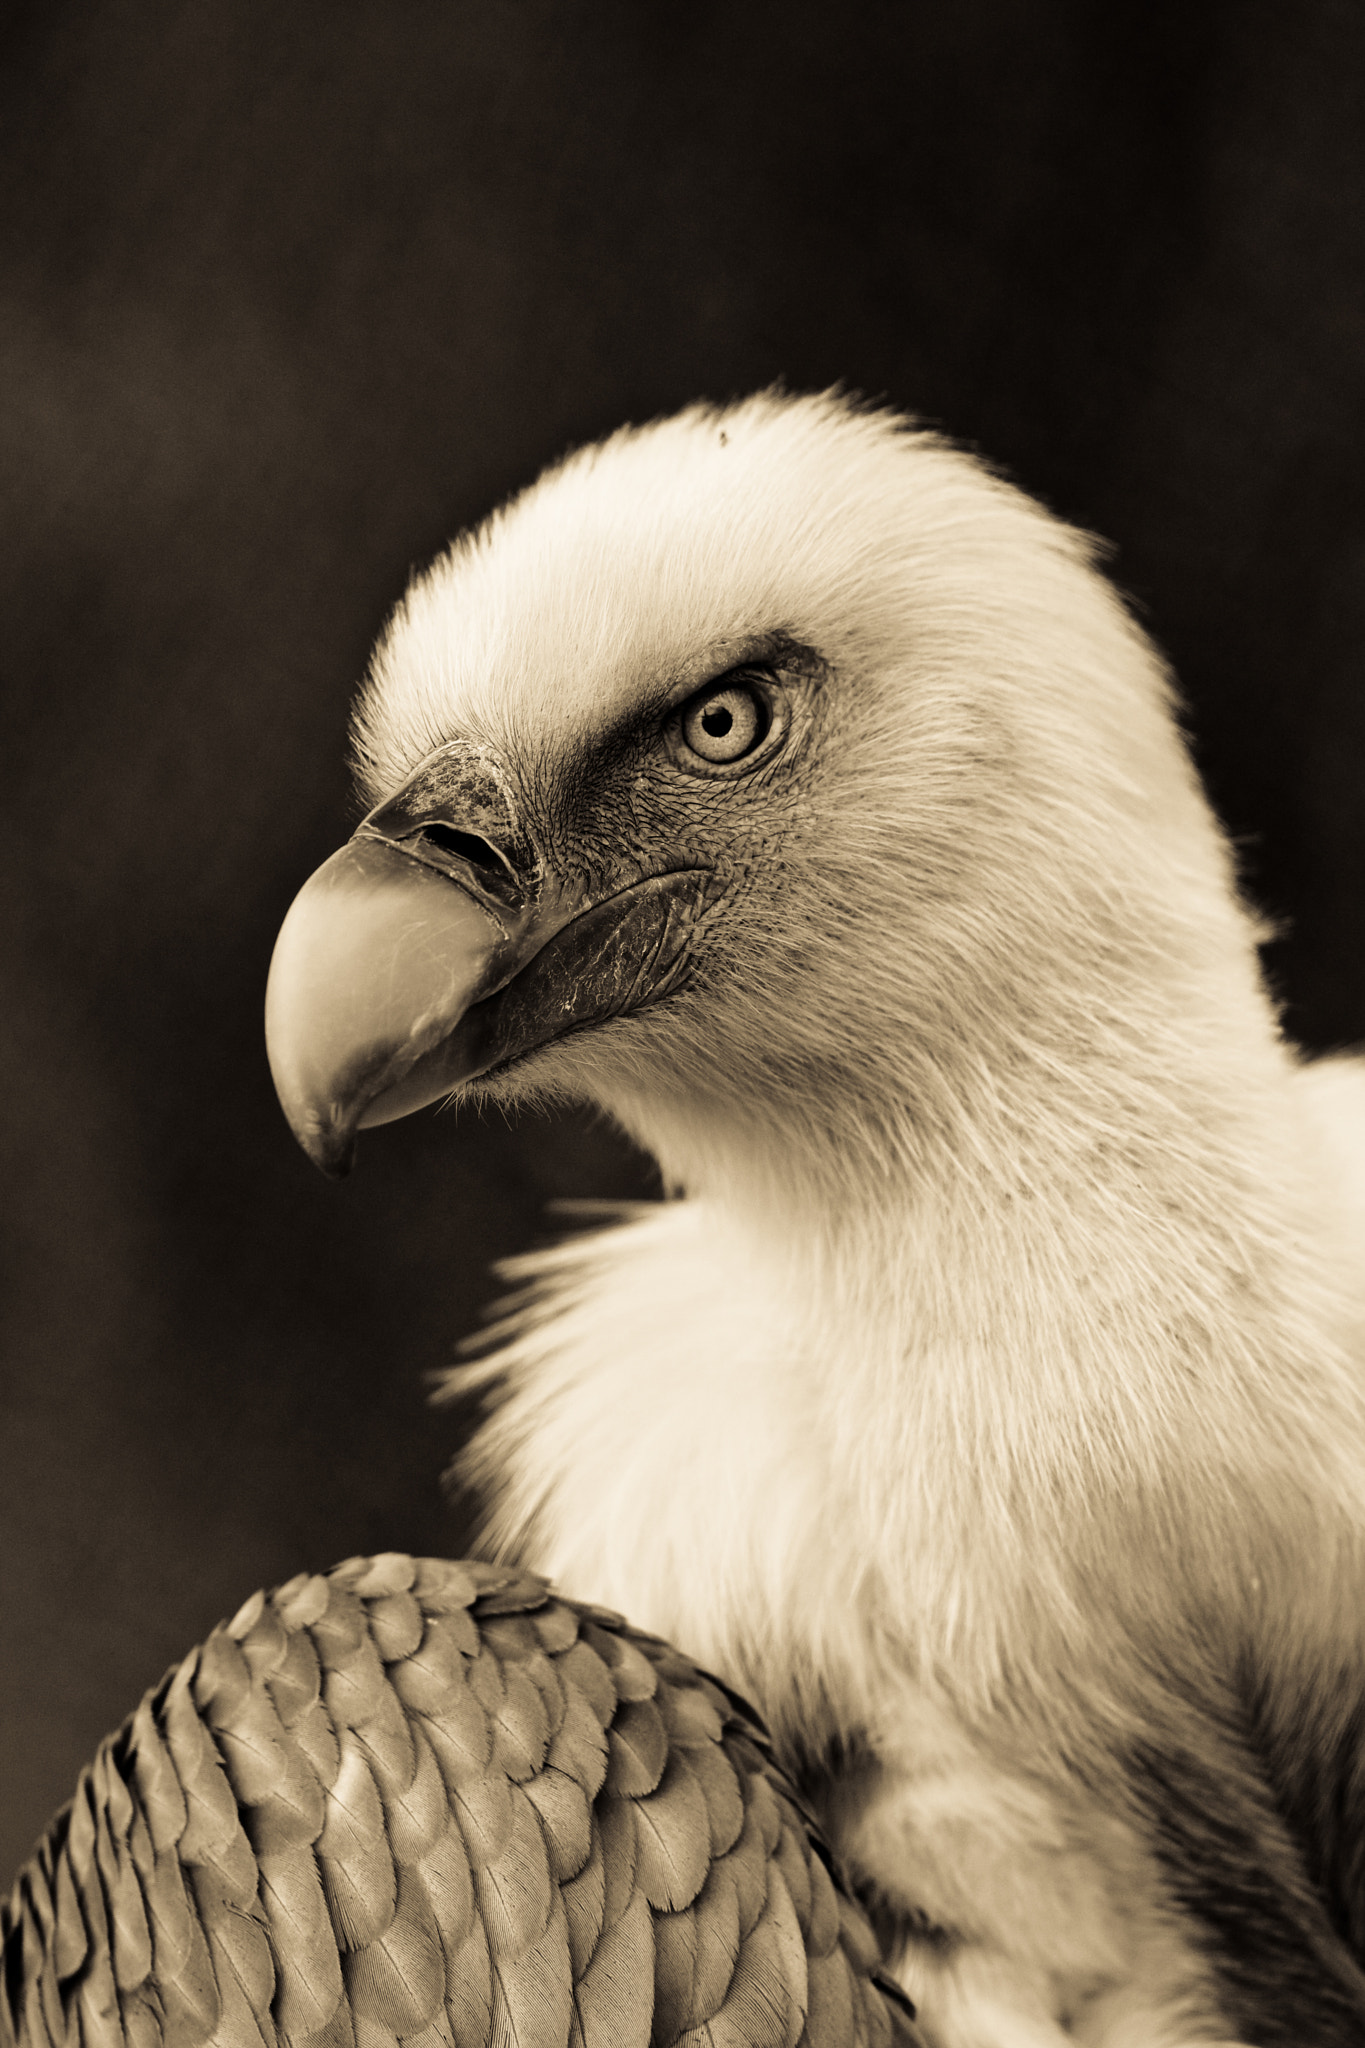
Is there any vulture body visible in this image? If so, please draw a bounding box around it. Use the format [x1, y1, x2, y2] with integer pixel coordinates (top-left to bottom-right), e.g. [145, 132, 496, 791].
[0, 1554, 919, 2048]
[253, 391, 1365, 2045]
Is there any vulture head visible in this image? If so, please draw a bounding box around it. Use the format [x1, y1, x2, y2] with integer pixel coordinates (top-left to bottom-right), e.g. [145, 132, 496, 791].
[267, 390, 1264, 1235]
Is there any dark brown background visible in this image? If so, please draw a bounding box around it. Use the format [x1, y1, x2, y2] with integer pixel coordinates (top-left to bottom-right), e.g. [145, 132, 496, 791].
[2, 0, 1363, 1873]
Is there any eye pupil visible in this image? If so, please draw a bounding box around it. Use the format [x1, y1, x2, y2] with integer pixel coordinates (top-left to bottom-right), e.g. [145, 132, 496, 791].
[677, 677, 773, 767]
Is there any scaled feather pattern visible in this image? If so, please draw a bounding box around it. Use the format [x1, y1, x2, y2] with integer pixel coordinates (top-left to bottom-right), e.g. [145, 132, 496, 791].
[0, 1554, 921, 2048]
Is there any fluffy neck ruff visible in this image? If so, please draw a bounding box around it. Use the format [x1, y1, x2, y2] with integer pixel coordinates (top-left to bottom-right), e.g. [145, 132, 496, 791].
[457, 907, 1365, 1765]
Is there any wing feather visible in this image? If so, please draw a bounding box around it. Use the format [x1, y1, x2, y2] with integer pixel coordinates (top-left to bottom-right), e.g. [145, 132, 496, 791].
[1, 1557, 923, 2048]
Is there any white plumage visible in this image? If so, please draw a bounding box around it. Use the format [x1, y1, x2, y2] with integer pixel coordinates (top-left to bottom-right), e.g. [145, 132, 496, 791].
[285, 392, 1365, 2044]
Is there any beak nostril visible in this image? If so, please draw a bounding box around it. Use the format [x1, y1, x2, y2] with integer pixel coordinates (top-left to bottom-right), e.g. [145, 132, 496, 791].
[419, 824, 513, 878]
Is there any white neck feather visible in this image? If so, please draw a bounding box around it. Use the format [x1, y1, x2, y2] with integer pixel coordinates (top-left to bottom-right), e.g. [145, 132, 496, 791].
[460, 950, 1365, 1756]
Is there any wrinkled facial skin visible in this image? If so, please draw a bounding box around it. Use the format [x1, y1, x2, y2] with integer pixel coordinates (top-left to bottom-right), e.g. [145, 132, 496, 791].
[507, 636, 821, 897]
[439, 634, 828, 1103]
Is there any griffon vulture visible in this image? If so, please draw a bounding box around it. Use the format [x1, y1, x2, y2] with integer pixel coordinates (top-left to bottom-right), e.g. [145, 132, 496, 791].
[262, 392, 1365, 2045]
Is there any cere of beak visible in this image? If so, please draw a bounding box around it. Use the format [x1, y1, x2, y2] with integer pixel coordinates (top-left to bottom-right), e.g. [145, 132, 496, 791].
[265, 834, 524, 1178]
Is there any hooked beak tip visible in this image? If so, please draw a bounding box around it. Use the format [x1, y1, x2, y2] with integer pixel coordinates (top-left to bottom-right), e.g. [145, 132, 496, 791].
[307, 1126, 357, 1182]
[280, 1096, 359, 1179]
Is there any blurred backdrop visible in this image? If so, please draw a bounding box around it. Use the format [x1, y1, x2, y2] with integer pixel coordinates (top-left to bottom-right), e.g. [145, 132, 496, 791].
[2, 0, 1363, 1870]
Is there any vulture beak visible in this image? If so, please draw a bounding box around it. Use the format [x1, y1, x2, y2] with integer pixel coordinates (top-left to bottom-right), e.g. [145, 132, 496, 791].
[266, 741, 719, 1177]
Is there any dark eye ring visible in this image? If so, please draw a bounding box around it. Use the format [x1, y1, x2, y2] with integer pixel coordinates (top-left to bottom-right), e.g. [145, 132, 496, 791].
[671, 674, 779, 772]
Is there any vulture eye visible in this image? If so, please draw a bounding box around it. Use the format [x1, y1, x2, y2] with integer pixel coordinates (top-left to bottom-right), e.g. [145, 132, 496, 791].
[673, 675, 776, 772]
